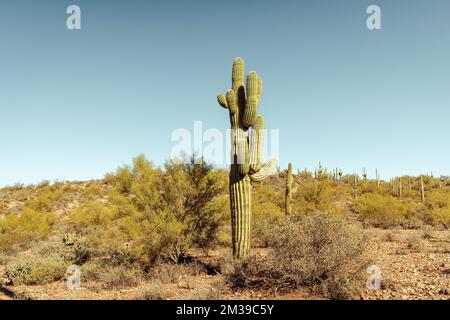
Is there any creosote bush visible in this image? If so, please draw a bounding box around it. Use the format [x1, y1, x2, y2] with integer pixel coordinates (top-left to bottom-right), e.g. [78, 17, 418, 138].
[226, 213, 371, 299]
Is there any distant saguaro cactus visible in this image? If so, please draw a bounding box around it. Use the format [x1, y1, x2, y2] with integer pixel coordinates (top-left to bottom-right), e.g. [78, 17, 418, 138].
[420, 176, 425, 203]
[375, 169, 380, 187]
[217, 57, 277, 259]
[285, 163, 298, 215]
[362, 167, 368, 184]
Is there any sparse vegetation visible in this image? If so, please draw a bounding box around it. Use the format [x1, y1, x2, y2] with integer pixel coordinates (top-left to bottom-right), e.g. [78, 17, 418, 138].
[226, 213, 371, 299]
[1, 158, 449, 300]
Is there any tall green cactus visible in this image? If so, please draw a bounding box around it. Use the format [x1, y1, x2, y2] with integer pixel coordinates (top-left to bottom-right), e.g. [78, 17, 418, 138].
[217, 57, 277, 259]
[362, 167, 368, 184]
[375, 169, 380, 187]
[420, 175, 425, 203]
[285, 163, 298, 215]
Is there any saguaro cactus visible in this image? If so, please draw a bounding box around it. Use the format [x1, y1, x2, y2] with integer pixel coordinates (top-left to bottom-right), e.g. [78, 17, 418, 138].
[420, 176, 425, 203]
[362, 167, 368, 184]
[338, 169, 343, 181]
[375, 169, 380, 187]
[217, 57, 277, 259]
[285, 163, 298, 215]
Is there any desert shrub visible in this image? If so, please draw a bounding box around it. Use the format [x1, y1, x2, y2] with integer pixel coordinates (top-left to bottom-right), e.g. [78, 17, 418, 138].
[354, 193, 420, 228]
[293, 180, 347, 215]
[2, 183, 25, 191]
[421, 225, 434, 239]
[251, 215, 278, 248]
[381, 230, 396, 242]
[80, 261, 104, 281]
[150, 261, 206, 284]
[251, 182, 283, 247]
[2, 233, 94, 286]
[98, 265, 142, 289]
[187, 284, 224, 300]
[426, 190, 450, 227]
[252, 182, 284, 218]
[430, 208, 450, 227]
[107, 166, 135, 193]
[406, 233, 424, 251]
[70, 155, 227, 269]
[427, 190, 450, 208]
[226, 213, 371, 299]
[71, 201, 115, 229]
[78, 262, 142, 288]
[400, 189, 420, 199]
[138, 281, 167, 300]
[0, 208, 54, 253]
[82, 183, 103, 200]
[24, 187, 66, 212]
[150, 264, 182, 284]
[36, 180, 51, 188]
[160, 158, 228, 255]
[4, 256, 67, 285]
[33, 235, 93, 265]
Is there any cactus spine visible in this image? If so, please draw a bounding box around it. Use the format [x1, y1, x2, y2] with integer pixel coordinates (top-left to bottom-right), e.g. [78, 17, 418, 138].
[217, 57, 277, 259]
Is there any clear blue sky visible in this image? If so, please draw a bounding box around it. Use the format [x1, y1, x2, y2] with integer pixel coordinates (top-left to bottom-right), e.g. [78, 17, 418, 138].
[1, 0, 449, 186]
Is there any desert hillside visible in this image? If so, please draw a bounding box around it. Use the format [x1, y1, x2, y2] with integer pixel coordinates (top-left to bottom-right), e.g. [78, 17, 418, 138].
[0, 156, 449, 300]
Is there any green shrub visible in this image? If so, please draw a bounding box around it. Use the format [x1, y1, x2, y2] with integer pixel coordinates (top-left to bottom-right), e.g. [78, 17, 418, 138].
[36, 180, 51, 188]
[4, 256, 67, 285]
[2, 183, 25, 191]
[426, 190, 450, 227]
[25, 187, 66, 212]
[293, 180, 347, 215]
[0, 208, 54, 253]
[82, 183, 103, 200]
[354, 193, 420, 227]
[70, 155, 228, 269]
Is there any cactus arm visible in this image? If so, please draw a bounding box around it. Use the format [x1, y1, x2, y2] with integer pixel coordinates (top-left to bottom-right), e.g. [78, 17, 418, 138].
[257, 77, 263, 100]
[249, 159, 278, 182]
[242, 71, 260, 127]
[237, 129, 250, 175]
[249, 115, 264, 173]
[232, 57, 245, 92]
[217, 94, 228, 109]
[226, 90, 237, 116]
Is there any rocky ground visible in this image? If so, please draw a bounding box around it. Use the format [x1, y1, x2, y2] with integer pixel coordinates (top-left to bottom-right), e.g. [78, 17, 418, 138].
[0, 182, 448, 300]
[1, 228, 448, 300]
[361, 228, 449, 300]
